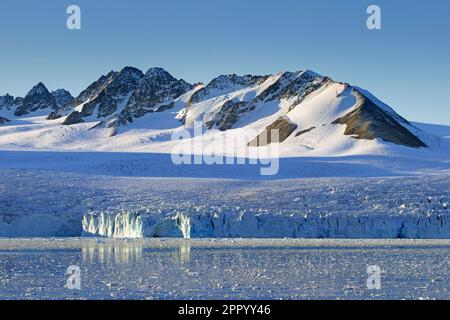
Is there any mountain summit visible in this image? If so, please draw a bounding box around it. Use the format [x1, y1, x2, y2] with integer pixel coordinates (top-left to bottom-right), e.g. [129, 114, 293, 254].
[0, 67, 440, 154]
[14, 82, 58, 117]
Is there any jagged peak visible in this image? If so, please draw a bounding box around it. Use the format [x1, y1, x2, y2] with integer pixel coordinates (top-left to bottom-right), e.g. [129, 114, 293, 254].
[141, 67, 177, 86]
[52, 88, 73, 96]
[205, 73, 266, 90]
[145, 67, 172, 77]
[300, 69, 322, 78]
[27, 82, 50, 96]
[116, 66, 144, 79]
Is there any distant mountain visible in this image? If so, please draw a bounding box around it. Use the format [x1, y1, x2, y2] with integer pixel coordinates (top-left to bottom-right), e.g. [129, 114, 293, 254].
[14, 82, 58, 117]
[52, 89, 74, 110]
[47, 89, 75, 120]
[0, 66, 439, 153]
[108, 67, 192, 128]
[0, 94, 15, 111]
[63, 67, 193, 128]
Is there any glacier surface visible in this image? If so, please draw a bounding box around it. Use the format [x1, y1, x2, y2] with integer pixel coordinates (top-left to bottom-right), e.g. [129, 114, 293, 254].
[0, 151, 449, 239]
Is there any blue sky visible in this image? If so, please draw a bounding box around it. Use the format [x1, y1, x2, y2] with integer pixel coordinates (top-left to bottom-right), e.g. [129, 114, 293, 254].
[0, 0, 449, 124]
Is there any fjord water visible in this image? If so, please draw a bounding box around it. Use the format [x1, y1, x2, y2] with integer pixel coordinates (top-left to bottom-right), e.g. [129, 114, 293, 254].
[0, 239, 448, 300]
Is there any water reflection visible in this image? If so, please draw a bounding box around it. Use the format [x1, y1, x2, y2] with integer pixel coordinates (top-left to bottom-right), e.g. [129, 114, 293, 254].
[173, 242, 191, 265]
[81, 240, 193, 265]
[1, 240, 448, 299]
[82, 241, 144, 265]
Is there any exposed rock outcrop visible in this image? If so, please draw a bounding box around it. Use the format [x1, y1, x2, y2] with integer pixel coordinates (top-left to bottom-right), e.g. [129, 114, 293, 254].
[111, 67, 192, 127]
[333, 89, 427, 148]
[14, 83, 58, 116]
[248, 116, 298, 146]
[0, 117, 10, 124]
[62, 111, 84, 125]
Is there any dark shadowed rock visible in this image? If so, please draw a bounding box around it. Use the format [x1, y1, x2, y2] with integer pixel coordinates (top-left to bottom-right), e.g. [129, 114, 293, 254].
[73, 71, 118, 106]
[188, 74, 268, 106]
[248, 116, 298, 146]
[79, 67, 144, 119]
[47, 112, 62, 120]
[0, 94, 15, 111]
[14, 83, 58, 116]
[63, 111, 84, 125]
[0, 117, 10, 124]
[295, 126, 316, 137]
[332, 89, 427, 148]
[111, 67, 192, 127]
[52, 89, 74, 110]
[46, 89, 75, 119]
[205, 100, 255, 130]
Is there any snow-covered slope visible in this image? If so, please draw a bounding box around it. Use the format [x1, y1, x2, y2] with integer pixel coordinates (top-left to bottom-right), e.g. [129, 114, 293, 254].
[1, 67, 447, 159]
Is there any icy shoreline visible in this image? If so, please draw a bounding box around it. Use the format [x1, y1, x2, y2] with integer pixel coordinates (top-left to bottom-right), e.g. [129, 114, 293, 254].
[1, 238, 448, 300]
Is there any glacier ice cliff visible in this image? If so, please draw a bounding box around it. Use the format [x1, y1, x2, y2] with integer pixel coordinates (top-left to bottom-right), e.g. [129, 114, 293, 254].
[1, 168, 449, 239]
[82, 208, 450, 239]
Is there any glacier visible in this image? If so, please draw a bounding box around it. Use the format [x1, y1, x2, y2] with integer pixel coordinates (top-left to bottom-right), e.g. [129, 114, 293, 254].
[81, 206, 450, 239]
[1, 152, 449, 239]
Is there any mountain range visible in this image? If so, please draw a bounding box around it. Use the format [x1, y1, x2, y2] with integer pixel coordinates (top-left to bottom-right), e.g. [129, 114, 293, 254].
[0, 66, 447, 156]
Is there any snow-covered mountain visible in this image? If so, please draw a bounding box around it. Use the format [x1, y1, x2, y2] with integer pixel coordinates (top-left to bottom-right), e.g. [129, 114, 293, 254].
[0, 67, 447, 156]
[14, 82, 59, 117]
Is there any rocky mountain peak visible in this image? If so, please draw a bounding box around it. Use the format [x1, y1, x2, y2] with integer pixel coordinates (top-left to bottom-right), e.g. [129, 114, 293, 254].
[73, 70, 118, 106]
[14, 82, 58, 116]
[0, 94, 15, 110]
[27, 82, 48, 96]
[116, 66, 144, 82]
[67, 67, 144, 122]
[108, 68, 193, 127]
[207, 74, 264, 90]
[144, 67, 176, 82]
[3, 66, 430, 151]
[51, 89, 74, 109]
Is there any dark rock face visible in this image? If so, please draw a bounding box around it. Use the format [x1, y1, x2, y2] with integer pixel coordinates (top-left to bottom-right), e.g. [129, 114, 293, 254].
[0, 94, 15, 111]
[205, 100, 255, 131]
[0, 117, 10, 124]
[47, 112, 62, 120]
[46, 89, 75, 120]
[189, 74, 268, 105]
[248, 116, 298, 146]
[62, 68, 139, 126]
[255, 71, 328, 107]
[14, 83, 58, 116]
[295, 126, 316, 137]
[79, 67, 144, 119]
[111, 67, 192, 127]
[332, 89, 427, 148]
[52, 89, 74, 110]
[180, 71, 330, 130]
[73, 71, 118, 106]
[62, 111, 84, 125]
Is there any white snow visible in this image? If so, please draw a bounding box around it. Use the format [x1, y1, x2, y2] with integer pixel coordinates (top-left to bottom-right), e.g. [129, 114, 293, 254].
[0, 154, 449, 238]
[0, 79, 448, 162]
[1, 71, 450, 239]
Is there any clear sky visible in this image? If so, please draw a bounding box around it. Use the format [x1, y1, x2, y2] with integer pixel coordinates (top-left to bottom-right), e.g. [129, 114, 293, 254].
[0, 0, 449, 124]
